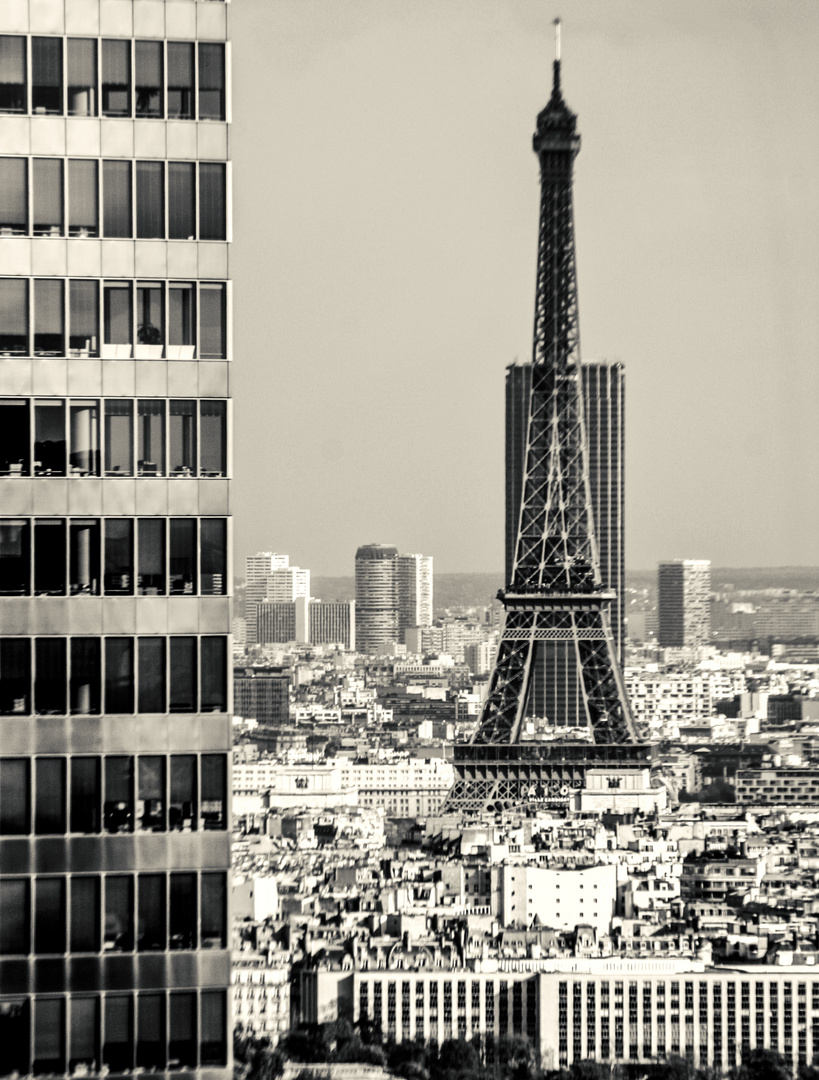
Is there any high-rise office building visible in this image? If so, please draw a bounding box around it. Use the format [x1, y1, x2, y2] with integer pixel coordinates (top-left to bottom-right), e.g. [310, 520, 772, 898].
[506, 360, 625, 724]
[256, 598, 356, 651]
[396, 552, 433, 643]
[308, 600, 355, 650]
[355, 544, 399, 655]
[244, 552, 288, 645]
[355, 545, 433, 654]
[0, 2, 232, 1075]
[658, 559, 711, 647]
[265, 564, 309, 604]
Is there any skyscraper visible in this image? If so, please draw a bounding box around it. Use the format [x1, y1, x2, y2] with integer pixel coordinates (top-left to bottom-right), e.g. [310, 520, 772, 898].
[0, 3, 232, 1074]
[658, 560, 711, 647]
[265, 564, 310, 604]
[396, 552, 433, 643]
[506, 360, 625, 724]
[355, 544, 399, 654]
[244, 552, 289, 645]
[355, 546, 433, 654]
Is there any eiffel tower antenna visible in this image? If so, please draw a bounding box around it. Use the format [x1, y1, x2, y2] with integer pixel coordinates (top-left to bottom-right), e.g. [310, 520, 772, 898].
[445, 22, 646, 816]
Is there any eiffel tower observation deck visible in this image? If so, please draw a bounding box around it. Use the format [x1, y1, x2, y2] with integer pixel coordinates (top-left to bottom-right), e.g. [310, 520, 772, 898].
[446, 23, 653, 816]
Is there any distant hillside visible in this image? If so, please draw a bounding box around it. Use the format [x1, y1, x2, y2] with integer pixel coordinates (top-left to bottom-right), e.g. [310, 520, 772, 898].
[627, 567, 819, 593]
[309, 568, 819, 614]
[312, 573, 502, 614]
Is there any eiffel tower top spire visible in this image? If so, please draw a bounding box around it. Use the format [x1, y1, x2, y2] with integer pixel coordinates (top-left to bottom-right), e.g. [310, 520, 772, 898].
[534, 18, 579, 157]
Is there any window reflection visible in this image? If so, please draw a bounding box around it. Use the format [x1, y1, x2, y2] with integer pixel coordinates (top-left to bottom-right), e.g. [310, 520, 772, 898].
[135, 41, 162, 118]
[104, 400, 133, 476]
[0, 158, 27, 235]
[0, 399, 29, 476]
[32, 37, 62, 115]
[32, 159, 63, 237]
[102, 39, 130, 117]
[104, 876, 133, 952]
[138, 757, 166, 832]
[0, 279, 28, 355]
[69, 521, 100, 596]
[68, 38, 97, 117]
[137, 400, 165, 475]
[0, 520, 30, 595]
[69, 281, 99, 355]
[34, 278, 64, 355]
[104, 757, 134, 835]
[138, 519, 165, 595]
[104, 519, 133, 595]
[137, 281, 164, 345]
[69, 400, 100, 475]
[169, 400, 196, 476]
[0, 36, 26, 115]
[34, 400, 66, 475]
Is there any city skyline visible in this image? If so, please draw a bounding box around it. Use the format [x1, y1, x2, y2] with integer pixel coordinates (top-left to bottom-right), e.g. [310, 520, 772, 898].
[230, 0, 819, 577]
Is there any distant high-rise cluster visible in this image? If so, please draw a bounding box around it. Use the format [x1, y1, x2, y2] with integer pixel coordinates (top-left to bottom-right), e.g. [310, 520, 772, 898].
[355, 545, 433, 654]
[658, 559, 712, 647]
[244, 552, 309, 645]
[244, 552, 354, 650]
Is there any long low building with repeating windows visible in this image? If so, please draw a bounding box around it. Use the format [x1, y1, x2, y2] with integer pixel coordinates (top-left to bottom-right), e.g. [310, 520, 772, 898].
[300, 958, 819, 1073]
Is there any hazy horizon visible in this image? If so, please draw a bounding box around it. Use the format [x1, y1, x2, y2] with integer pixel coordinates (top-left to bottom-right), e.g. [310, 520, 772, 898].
[230, 1, 819, 577]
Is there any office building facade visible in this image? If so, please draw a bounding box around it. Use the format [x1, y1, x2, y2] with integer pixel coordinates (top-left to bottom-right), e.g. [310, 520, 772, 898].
[658, 560, 711, 647]
[505, 361, 625, 725]
[309, 599, 355, 650]
[244, 552, 288, 645]
[310, 961, 819, 1075]
[256, 599, 355, 650]
[396, 552, 433, 644]
[355, 544, 434, 655]
[0, 1, 232, 1075]
[354, 543, 399, 655]
[233, 669, 290, 727]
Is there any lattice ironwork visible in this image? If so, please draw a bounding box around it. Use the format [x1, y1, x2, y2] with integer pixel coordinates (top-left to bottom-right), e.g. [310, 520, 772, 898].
[446, 51, 640, 814]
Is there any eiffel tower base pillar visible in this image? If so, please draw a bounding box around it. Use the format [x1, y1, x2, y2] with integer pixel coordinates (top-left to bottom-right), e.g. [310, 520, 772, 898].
[444, 742, 654, 815]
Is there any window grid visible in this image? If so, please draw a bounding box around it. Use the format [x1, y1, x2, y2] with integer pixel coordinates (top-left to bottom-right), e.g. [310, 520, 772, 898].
[0, 397, 228, 479]
[0, 752, 228, 836]
[0, 36, 226, 122]
[0, 635, 228, 717]
[0, 278, 228, 360]
[0, 870, 228, 956]
[0, 515, 227, 597]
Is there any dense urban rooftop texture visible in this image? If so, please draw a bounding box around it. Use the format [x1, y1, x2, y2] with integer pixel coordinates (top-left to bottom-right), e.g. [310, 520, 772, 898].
[228, 569, 819, 1077]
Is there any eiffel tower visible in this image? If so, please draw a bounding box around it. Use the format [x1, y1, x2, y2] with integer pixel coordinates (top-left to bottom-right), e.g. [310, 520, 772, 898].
[446, 23, 646, 815]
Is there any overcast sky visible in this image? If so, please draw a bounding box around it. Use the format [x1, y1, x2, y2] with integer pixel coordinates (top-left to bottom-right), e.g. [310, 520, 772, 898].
[230, 0, 819, 577]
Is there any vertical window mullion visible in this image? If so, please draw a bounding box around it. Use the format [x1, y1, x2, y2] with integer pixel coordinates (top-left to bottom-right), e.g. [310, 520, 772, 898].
[194, 283, 200, 360]
[64, 511, 70, 601]
[62, 37, 67, 115]
[26, 36, 32, 115]
[28, 274, 34, 356]
[100, 633, 106, 716]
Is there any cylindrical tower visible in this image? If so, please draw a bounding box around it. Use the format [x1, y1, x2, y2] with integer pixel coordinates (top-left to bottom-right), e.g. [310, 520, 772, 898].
[355, 544, 399, 655]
